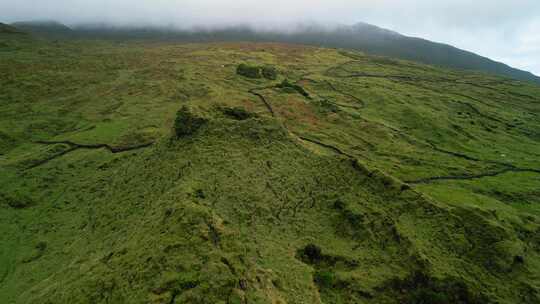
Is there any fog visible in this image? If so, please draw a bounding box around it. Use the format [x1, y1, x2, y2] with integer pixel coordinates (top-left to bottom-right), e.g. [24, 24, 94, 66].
[1, 0, 539, 74]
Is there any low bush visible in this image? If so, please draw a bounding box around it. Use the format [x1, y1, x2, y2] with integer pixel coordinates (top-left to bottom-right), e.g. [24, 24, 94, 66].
[237, 64, 262, 79]
[277, 79, 309, 97]
[237, 64, 278, 80]
[318, 99, 339, 113]
[407, 288, 450, 304]
[391, 271, 488, 304]
[221, 106, 254, 120]
[261, 66, 278, 80]
[1, 192, 34, 209]
[299, 243, 323, 264]
[314, 270, 336, 288]
[174, 106, 207, 138]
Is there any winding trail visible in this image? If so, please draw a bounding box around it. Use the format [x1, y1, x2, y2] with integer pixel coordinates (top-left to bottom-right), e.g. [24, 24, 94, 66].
[26, 146, 79, 170]
[28, 140, 154, 170]
[250, 62, 540, 186]
[35, 140, 154, 153]
[294, 134, 355, 159]
[452, 100, 506, 125]
[324, 80, 366, 108]
[405, 167, 540, 184]
[413, 140, 540, 183]
[248, 86, 276, 117]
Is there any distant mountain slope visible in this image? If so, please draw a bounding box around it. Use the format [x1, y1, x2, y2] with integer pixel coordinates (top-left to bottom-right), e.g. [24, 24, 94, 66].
[0, 22, 25, 34]
[75, 22, 540, 84]
[8, 20, 540, 84]
[10, 21, 73, 38]
[295, 23, 540, 84]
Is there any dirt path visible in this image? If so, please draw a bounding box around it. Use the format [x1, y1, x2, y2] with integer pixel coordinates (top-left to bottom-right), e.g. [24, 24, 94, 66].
[248, 86, 276, 117]
[35, 140, 154, 153]
[294, 134, 355, 159]
[28, 140, 154, 169]
[324, 80, 366, 108]
[405, 167, 540, 184]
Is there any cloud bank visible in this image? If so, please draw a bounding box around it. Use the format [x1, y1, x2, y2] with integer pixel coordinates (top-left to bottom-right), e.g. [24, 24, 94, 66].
[1, 0, 539, 74]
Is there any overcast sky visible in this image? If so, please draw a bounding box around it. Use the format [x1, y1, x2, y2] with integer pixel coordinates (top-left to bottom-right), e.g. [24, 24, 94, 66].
[1, 0, 539, 75]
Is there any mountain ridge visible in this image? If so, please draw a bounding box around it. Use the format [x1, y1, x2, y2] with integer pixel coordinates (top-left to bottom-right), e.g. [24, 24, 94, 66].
[0, 22, 25, 34]
[9, 20, 538, 84]
[10, 20, 73, 37]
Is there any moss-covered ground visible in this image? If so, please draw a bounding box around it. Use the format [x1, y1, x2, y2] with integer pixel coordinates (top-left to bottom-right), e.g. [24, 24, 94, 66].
[1, 34, 540, 303]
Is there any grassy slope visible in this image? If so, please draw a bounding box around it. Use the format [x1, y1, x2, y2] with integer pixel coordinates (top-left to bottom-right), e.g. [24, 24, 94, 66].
[1, 35, 540, 303]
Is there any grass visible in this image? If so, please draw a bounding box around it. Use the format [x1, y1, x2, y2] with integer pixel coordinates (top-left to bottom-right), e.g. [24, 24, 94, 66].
[0, 34, 539, 303]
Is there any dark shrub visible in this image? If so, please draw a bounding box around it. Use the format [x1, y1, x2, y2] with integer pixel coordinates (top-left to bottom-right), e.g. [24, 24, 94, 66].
[262, 66, 278, 80]
[392, 271, 489, 304]
[314, 270, 336, 288]
[318, 99, 339, 113]
[222, 107, 254, 120]
[277, 79, 309, 97]
[1, 192, 34, 209]
[301, 243, 323, 264]
[195, 189, 205, 199]
[237, 64, 261, 79]
[174, 106, 207, 138]
[408, 288, 450, 304]
[333, 199, 346, 210]
[237, 64, 278, 80]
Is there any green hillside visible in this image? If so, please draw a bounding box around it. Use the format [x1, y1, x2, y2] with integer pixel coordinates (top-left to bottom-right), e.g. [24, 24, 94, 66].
[1, 35, 540, 304]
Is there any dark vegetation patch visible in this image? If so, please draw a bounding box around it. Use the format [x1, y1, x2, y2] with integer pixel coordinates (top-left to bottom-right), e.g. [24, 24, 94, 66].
[277, 79, 310, 97]
[0, 130, 16, 153]
[22, 241, 47, 263]
[296, 244, 371, 302]
[296, 244, 359, 270]
[314, 270, 338, 288]
[151, 271, 200, 303]
[261, 66, 278, 80]
[296, 242, 488, 303]
[237, 63, 261, 79]
[220, 106, 256, 120]
[452, 208, 526, 273]
[331, 199, 411, 257]
[236, 64, 278, 80]
[382, 271, 489, 304]
[316, 99, 340, 113]
[1, 191, 35, 209]
[174, 106, 208, 138]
